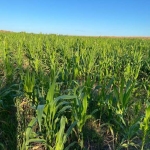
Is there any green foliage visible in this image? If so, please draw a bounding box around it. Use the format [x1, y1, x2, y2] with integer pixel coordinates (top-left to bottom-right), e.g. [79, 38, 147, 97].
[23, 70, 35, 93]
[140, 106, 150, 150]
[0, 31, 150, 149]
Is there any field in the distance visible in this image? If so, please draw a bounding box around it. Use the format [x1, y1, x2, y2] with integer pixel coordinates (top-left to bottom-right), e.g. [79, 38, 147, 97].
[0, 31, 150, 150]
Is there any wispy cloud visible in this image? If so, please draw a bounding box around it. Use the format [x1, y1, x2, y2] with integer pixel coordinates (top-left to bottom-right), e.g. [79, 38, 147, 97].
[75, 29, 86, 33]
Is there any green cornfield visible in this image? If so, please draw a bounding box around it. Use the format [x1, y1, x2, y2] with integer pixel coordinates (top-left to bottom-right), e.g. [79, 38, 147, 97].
[0, 31, 150, 150]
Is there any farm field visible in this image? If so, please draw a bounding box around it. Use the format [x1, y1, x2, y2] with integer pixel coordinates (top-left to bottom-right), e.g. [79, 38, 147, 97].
[0, 31, 150, 150]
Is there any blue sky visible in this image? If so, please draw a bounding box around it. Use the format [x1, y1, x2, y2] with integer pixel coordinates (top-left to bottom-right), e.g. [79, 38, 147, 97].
[0, 0, 150, 36]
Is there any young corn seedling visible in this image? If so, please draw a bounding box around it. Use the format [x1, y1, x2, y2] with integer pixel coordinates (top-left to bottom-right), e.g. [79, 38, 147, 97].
[117, 120, 140, 150]
[113, 79, 135, 122]
[140, 106, 150, 150]
[51, 116, 77, 150]
[21, 117, 46, 150]
[21, 83, 77, 149]
[41, 78, 76, 148]
[16, 40, 23, 68]
[33, 56, 40, 74]
[4, 59, 14, 81]
[71, 87, 97, 149]
[23, 70, 35, 95]
[2, 40, 14, 81]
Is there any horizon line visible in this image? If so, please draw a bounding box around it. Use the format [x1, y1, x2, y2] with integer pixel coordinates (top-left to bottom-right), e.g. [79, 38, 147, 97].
[0, 29, 150, 38]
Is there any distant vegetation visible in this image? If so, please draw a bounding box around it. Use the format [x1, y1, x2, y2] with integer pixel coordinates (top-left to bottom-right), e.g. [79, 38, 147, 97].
[0, 30, 12, 33]
[0, 31, 150, 150]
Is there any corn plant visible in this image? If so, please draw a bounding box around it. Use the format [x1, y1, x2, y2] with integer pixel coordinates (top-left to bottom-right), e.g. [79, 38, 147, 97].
[41, 78, 77, 148]
[23, 70, 35, 94]
[21, 117, 46, 150]
[15, 40, 23, 67]
[140, 106, 150, 150]
[117, 120, 140, 150]
[71, 87, 98, 148]
[113, 79, 135, 121]
[50, 116, 77, 150]
[2, 39, 14, 81]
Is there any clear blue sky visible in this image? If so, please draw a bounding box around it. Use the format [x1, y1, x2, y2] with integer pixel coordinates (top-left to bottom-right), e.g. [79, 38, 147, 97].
[0, 0, 150, 36]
